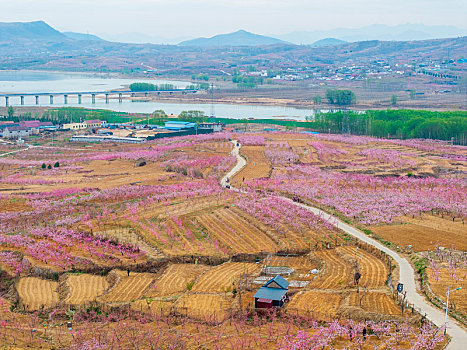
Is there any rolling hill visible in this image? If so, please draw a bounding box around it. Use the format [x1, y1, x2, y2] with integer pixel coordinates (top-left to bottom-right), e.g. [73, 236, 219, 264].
[0, 21, 68, 43]
[179, 30, 290, 47]
[62, 32, 104, 41]
[311, 38, 347, 47]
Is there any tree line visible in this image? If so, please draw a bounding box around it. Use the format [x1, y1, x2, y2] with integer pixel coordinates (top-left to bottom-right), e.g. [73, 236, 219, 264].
[310, 110, 467, 143]
[129, 83, 176, 91]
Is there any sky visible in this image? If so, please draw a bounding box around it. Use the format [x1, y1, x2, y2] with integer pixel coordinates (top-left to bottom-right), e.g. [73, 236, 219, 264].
[1, 0, 466, 40]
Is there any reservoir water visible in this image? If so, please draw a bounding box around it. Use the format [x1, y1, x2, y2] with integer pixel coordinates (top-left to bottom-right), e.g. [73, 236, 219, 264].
[0, 71, 315, 120]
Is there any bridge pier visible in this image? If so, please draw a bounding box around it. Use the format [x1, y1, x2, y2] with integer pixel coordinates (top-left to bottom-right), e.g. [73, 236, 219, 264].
[5, 96, 9, 107]
[91, 94, 95, 104]
[78, 94, 82, 104]
[20, 96, 24, 105]
[105, 93, 109, 104]
[50, 95, 54, 104]
[35, 96, 39, 105]
[64, 95, 68, 104]
[118, 93, 122, 103]
[144, 92, 148, 97]
[131, 93, 135, 98]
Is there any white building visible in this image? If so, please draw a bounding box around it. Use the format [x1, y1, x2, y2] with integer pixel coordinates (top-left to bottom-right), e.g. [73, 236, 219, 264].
[2, 127, 30, 139]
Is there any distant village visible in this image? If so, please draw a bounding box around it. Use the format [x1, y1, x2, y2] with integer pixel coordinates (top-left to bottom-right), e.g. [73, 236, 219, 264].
[0, 119, 224, 144]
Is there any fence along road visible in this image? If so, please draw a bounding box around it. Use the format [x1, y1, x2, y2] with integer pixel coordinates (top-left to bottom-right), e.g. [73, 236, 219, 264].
[222, 140, 467, 350]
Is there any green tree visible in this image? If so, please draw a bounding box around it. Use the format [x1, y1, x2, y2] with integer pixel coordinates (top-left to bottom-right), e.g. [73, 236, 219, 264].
[151, 110, 168, 125]
[178, 110, 206, 123]
[7, 106, 14, 119]
[129, 83, 156, 91]
[326, 89, 356, 105]
[313, 95, 322, 105]
[391, 94, 397, 106]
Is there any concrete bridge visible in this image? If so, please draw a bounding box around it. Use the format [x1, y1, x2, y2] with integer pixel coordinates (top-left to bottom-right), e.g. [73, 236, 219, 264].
[0, 89, 199, 107]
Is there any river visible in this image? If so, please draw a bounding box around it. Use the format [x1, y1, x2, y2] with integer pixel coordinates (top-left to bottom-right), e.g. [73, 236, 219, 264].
[0, 70, 318, 120]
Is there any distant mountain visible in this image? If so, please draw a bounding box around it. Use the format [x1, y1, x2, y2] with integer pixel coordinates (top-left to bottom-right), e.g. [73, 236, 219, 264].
[63, 32, 104, 41]
[311, 38, 347, 47]
[179, 30, 290, 47]
[0, 21, 67, 43]
[276, 24, 467, 44]
[98, 32, 192, 44]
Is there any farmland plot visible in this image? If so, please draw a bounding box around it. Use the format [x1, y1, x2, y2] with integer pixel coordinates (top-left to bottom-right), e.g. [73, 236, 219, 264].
[192, 262, 260, 293]
[98, 271, 156, 303]
[175, 293, 232, 320]
[17, 277, 59, 311]
[287, 291, 342, 319]
[233, 146, 271, 185]
[65, 274, 110, 305]
[307, 250, 353, 289]
[348, 292, 401, 316]
[148, 264, 211, 297]
[196, 208, 279, 254]
[337, 246, 388, 288]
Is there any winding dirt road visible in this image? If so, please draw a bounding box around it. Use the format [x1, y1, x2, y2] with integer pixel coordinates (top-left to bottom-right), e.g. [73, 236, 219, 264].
[222, 141, 466, 349]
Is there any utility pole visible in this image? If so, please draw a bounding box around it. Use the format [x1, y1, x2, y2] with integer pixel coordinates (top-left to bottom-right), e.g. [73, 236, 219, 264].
[444, 286, 461, 335]
[210, 83, 215, 118]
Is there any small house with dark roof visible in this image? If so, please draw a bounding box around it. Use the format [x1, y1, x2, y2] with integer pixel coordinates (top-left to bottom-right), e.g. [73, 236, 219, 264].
[254, 275, 289, 308]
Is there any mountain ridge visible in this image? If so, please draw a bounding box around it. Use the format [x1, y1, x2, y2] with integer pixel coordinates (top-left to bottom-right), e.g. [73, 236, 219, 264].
[0, 20, 68, 43]
[179, 29, 291, 47]
[275, 23, 467, 44]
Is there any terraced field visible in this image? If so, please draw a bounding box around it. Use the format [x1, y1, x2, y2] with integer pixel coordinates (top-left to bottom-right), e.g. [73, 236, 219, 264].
[148, 264, 211, 297]
[192, 262, 260, 293]
[196, 208, 279, 254]
[349, 292, 401, 316]
[307, 250, 353, 289]
[64, 274, 110, 305]
[372, 215, 467, 252]
[98, 271, 156, 303]
[175, 293, 232, 320]
[426, 267, 467, 315]
[17, 277, 59, 311]
[232, 145, 270, 185]
[287, 291, 342, 319]
[337, 246, 388, 288]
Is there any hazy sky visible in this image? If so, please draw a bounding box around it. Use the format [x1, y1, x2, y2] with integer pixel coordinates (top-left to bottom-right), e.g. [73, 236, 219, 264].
[1, 0, 466, 38]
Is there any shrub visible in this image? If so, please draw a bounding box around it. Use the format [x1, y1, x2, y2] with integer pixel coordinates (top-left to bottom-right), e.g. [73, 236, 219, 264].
[54, 161, 60, 168]
[41, 163, 46, 169]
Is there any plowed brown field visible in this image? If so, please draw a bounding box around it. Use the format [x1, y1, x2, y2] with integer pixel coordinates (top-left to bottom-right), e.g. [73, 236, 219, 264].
[349, 292, 401, 316]
[192, 262, 260, 293]
[287, 291, 342, 319]
[175, 293, 232, 320]
[98, 271, 156, 303]
[307, 250, 353, 289]
[65, 274, 110, 305]
[17, 277, 59, 311]
[232, 146, 270, 185]
[197, 208, 279, 254]
[337, 246, 388, 288]
[148, 264, 211, 297]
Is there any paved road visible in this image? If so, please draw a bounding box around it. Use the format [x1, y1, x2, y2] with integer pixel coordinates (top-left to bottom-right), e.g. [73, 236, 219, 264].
[223, 141, 466, 349]
[220, 141, 246, 188]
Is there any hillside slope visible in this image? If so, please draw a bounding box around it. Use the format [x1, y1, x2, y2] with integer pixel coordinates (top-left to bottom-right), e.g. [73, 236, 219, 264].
[179, 30, 290, 47]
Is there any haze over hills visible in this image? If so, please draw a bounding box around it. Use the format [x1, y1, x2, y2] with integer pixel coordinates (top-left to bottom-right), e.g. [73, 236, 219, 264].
[62, 32, 104, 41]
[0, 21, 465, 74]
[275, 24, 467, 44]
[311, 38, 347, 47]
[178, 30, 290, 47]
[97, 32, 192, 45]
[0, 20, 67, 43]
